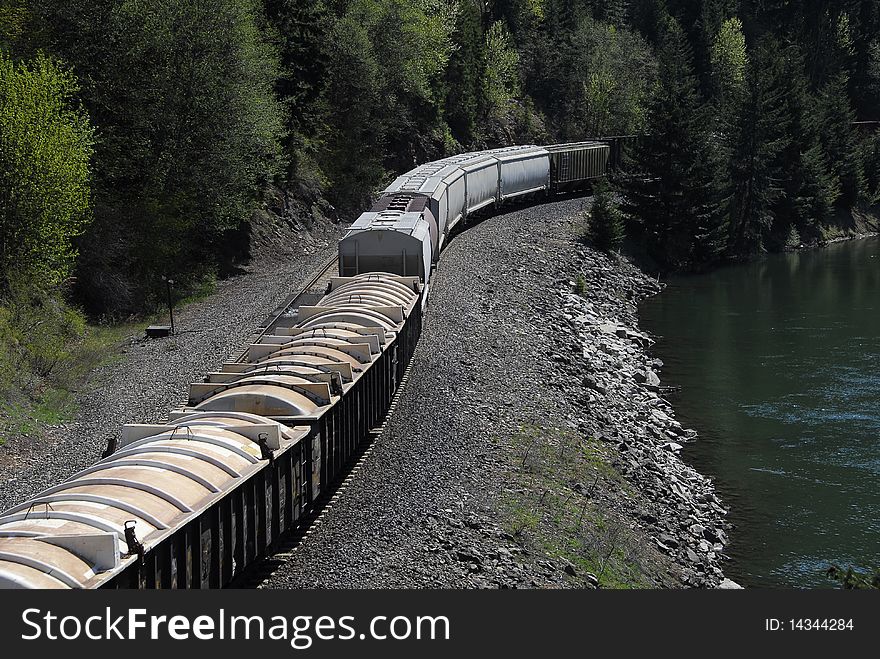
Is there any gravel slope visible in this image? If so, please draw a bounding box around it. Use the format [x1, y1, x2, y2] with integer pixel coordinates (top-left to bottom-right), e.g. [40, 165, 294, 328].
[263, 197, 730, 589]
[0, 235, 339, 511]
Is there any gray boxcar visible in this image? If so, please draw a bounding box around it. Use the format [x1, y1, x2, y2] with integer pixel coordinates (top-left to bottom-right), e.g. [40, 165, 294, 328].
[338, 211, 434, 291]
[546, 141, 610, 192]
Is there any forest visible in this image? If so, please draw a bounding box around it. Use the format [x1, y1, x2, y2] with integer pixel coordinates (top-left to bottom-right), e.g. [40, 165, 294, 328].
[1, 0, 880, 434]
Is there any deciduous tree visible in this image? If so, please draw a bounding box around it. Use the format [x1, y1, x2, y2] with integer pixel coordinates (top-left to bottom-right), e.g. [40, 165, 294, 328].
[0, 52, 93, 291]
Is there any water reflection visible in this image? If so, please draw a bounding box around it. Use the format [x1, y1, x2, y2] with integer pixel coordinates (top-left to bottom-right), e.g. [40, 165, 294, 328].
[639, 237, 880, 587]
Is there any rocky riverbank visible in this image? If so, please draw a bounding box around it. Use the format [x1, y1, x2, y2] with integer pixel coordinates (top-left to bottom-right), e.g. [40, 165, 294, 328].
[265, 197, 736, 589]
[555, 244, 732, 586]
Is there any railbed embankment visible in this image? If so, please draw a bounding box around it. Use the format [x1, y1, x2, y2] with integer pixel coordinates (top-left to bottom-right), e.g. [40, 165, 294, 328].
[264, 197, 732, 589]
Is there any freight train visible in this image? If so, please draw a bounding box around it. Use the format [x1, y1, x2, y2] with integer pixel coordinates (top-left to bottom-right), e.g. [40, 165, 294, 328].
[0, 138, 628, 589]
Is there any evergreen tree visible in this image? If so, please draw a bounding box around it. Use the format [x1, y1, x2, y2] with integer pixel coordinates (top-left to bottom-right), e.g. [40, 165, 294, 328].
[0, 0, 28, 52]
[863, 131, 880, 202]
[629, 0, 670, 46]
[319, 13, 386, 216]
[600, 0, 629, 28]
[622, 17, 726, 271]
[769, 46, 837, 246]
[694, 0, 738, 97]
[444, 0, 485, 147]
[725, 37, 787, 256]
[587, 180, 625, 252]
[816, 72, 866, 208]
[709, 16, 746, 114]
[562, 16, 655, 138]
[264, 0, 332, 181]
[35, 0, 284, 313]
[346, 0, 458, 171]
[849, 3, 880, 119]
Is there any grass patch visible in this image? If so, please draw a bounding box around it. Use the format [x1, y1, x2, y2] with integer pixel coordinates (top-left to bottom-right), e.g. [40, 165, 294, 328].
[176, 273, 217, 307]
[1, 269, 221, 448]
[1, 388, 77, 437]
[52, 321, 140, 385]
[1, 288, 139, 446]
[498, 424, 650, 588]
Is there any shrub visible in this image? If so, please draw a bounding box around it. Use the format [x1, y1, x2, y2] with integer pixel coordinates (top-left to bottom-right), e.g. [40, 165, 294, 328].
[588, 180, 625, 252]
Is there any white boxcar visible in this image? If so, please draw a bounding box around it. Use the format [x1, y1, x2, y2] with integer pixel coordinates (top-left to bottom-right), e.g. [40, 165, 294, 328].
[436, 163, 467, 235]
[369, 195, 439, 257]
[461, 153, 500, 215]
[338, 211, 434, 288]
[491, 145, 550, 200]
[381, 145, 550, 251]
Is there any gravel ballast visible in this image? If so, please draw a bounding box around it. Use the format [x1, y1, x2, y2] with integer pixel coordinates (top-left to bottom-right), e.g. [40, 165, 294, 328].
[263, 197, 732, 589]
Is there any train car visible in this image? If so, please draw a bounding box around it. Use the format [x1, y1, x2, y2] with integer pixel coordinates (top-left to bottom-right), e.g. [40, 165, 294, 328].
[491, 145, 551, 201]
[383, 151, 482, 243]
[337, 209, 434, 299]
[344, 146, 551, 287]
[381, 145, 551, 250]
[0, 273, 423, 588]
[0, 413, 309, 588]
[546, 141, 610, 193]
[460, 152, 503, 215]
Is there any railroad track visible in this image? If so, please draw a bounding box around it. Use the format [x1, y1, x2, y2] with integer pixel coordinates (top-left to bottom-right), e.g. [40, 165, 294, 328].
[232, 254, 340, 363]
[234, 359, 415, 588]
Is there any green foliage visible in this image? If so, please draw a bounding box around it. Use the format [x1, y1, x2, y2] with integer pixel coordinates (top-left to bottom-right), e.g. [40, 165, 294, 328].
[348, 0, 459, 171]
[319, 13, 386, 216]
[600, 0, 630, 28]
[0, 51, 93, 292]
[317, 0, 460, 185]
[815, 73, 865, 209]
[36, 0, 284, 314]
[709, 17, 746, 111]
[621, 17, 727, 271]
[444, 0, 485, 146]
[0, 281, 139, 444]
[501, 425, 651, 588]
[724, 37, 787, 256]
[0, 0, 28, 49]
[826, 564, 880, 589]
[567, 18, 655, 137]
[483, 21, 521, 128]
[588, 180, 625, 252]
[264, 0, 332, 181]
[765, 47, 837, 247]
[2, 0, 876, 308]
[1, 280, 85, 384]
[867, 40, 880, 112]
[524, 10, 654, 140]
[863, 131, 880, 202]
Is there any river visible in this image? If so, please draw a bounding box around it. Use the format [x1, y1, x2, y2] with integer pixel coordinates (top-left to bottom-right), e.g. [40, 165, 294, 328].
[639, 237, 880, 587]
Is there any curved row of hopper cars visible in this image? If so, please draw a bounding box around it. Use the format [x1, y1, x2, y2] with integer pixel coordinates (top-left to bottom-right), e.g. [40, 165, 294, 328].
[0, 140, 621, 588]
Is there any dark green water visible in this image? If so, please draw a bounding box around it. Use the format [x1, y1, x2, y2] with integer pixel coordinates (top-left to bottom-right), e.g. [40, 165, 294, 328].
[639, 237, 880, 587]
